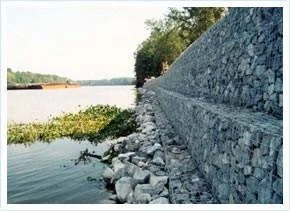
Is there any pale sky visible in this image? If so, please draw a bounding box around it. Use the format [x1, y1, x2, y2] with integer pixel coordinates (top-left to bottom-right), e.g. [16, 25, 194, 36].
[6, 5, 169, 80]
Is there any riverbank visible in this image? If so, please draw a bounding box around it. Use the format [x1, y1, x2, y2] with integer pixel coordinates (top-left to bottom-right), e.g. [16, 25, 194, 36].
[95, 88, 215, 204]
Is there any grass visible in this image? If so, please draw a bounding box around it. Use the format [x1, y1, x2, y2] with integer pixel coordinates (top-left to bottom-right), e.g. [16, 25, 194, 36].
[8, 105, 137, 144]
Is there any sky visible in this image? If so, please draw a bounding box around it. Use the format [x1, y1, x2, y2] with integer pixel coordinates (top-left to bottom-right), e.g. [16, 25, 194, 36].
[6, 4, 169, 80]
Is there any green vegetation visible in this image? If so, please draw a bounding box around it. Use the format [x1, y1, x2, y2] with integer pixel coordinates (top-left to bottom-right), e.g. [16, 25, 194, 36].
[8, 105, 136, 144]
[7, 68, 72, 85]
[77, 77, 135, 86]
[134, 7, 225, 87]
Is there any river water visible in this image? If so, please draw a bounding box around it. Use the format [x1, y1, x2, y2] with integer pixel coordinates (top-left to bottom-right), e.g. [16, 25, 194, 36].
[7, 86, 136, 204]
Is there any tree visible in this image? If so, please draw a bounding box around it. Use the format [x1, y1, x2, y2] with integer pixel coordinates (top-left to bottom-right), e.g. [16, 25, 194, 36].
[134, 7, 225, 87]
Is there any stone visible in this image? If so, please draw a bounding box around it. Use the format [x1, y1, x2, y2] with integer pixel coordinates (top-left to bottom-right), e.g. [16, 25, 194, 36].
[273, 178, 282, 196]
[134, 184, 155, 196]
[277, 148, 283, 177]
[102, 167, 114, 181]
[243, 165, 252, 175]
[113, 144, 122, 152]
[145, 143, 162, 156]
[94, 142, 111, 157]
[137, 161, 147, 168]
[134, 193, 151, 204]
[109, 194, 118, 201]
[151, 156, 165, 166]
[247, 44, 254, 56]
[133, 169, 151, 184]
[115, 177, 133, 203]
[150, 175, 168, 186]
[253, 168, 265, 179]
[159, 187, 169, 198]
[132, 155, 147, 165]
[127, 192, 134, 204]
[149, 197, 169, 204]
[251, 148, 261, 167]
[118, 152, 135, 162]
[255, 65, 266, 78]
[217, 183, 230, 200]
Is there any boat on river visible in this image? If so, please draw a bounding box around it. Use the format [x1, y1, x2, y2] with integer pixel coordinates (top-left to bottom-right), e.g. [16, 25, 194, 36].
[7, 82, 80, 90]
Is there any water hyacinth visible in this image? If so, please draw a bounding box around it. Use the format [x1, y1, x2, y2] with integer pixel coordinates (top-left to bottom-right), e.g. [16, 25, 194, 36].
[8, 105, 137, 144]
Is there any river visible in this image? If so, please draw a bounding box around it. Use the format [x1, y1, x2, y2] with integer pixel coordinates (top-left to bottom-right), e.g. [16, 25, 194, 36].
[7, 85, 136, 204]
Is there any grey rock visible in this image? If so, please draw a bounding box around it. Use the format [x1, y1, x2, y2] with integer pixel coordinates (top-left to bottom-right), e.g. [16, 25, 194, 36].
[118, 152, 136, 162]
[159, 187, 169, 198]
[151, 156, 165, 166]
[133, 169, 151, 184]
[145, 143, 162, 156]
[134, 184, 155, 196]
[109, 194, 118, 201]
[102, 167, 114, 181]
[94, 142, 111, 157]
[149, 197, 169, 204]
[273, 178, 282, 196]
[247, 44, 254, 56]
[217, 183, 230, 200]
[132, 155, 147, 165]
[150, 175, 168, 186]
[277, 148, 283, 177]
[243, 165, 252, 175]
[115, 177, 133, 203]
[134, 193, 151, 204]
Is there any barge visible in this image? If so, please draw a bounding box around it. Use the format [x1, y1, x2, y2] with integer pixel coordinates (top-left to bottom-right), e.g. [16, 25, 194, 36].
[7, 82, 80, 90]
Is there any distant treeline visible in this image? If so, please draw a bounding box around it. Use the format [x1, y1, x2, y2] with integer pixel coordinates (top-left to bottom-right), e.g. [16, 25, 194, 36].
[7, 68, 71, 85]
[77, 77, 135, 86]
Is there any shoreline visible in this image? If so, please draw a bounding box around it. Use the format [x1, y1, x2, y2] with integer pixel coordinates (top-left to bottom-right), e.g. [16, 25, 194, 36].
[97, 88, 215, 204]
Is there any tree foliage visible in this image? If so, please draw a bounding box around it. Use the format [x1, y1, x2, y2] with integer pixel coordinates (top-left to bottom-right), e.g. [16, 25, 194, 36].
[134, 7, 225, 87]
[7, 68, 71, 85]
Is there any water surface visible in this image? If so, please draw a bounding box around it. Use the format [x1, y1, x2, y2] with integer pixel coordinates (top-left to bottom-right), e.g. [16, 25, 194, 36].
[8, 85, 136, 204]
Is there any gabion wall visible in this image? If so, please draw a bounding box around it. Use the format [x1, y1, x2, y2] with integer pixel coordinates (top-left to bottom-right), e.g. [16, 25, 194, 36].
[145, 7, 283, 203]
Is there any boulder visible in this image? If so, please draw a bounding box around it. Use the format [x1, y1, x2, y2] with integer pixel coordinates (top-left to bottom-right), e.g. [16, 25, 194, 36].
[94, 142, 111, 157]
[133, 169, 151, 184]
[145, 143, 162, 156]
[115, 177, 134, 203]
[150, 175, 168, 186]
[135, 193, 151, 204]
[149, 197, 169, 204]
[151, 157, 165, 166]
[118, 152, 136, 162]
[102, 167, 114, 182]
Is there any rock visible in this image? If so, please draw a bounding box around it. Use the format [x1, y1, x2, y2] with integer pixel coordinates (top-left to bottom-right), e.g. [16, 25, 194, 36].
[114, 144, 122, 153]
[137, 161, 147, 168]
[112, 158, 126, 173]
[151, 157, 165, 166]
[109, 194, 118, 201]
[159, 187, 169, 198]
[149, 197, 169, 204]
[247, 44, 254, 56]
[102, 167, 114, 181]
[132, 155, 147, 165]
[134, 184, 155, 196]
[126, 192, 134, 204]
[150, 175, 168, 186]
[94, 142, 111, 157]
[243, 166, 252, 176]
[134, 193, 151, 204]
[115, 177, 134, 203]
[133, 169, 151, 184]
[145, 143, 162, 156]
[118, 152, 136, 162]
